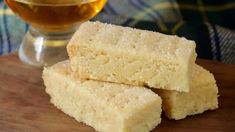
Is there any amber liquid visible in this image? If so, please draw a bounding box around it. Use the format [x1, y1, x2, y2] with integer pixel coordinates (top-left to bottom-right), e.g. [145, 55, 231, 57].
[5, 0, 107, 31]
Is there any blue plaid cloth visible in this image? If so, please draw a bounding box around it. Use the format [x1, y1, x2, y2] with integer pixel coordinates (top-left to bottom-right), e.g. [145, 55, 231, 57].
[1, 0, 235, 63]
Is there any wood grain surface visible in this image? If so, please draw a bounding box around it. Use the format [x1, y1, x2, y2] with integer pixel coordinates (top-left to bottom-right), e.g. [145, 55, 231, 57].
[0, 53, 235, 132]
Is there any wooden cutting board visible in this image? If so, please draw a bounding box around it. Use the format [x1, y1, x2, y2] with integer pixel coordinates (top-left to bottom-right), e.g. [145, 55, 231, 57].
[0, 53, 235, 132]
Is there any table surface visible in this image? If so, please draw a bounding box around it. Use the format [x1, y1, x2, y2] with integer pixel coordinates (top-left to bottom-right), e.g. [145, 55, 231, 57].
[0, 53, 235, 132]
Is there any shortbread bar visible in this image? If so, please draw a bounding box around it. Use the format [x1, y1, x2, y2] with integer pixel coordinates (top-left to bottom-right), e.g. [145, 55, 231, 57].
[42, 61, 162, 132]
[67, 21, 196, 92]
[153, 65, 218, 120]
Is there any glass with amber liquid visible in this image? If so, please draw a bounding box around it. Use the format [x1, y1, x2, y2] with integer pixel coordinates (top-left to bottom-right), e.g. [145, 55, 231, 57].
[5, 0, 107, 66]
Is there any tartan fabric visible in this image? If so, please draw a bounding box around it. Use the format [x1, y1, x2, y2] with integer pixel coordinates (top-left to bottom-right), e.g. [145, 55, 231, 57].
[0, 0, 235, 63]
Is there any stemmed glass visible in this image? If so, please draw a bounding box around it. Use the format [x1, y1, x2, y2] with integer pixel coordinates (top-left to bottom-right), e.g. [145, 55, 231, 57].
[5, 0, 107, 66]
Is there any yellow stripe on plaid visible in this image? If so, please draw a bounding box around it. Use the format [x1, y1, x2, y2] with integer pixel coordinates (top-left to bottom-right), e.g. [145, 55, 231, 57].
[203, 2, 235, 11]
[155, 20, 168, 32]
[198, 0, 209, 22]
[171, 21, 184, 34]
[133, 2, 235, 14]
[178, 2, 235, 11]
[133, 3, 171, 32]
[133, 3, 176, 21]
[0, 8, 13, 15]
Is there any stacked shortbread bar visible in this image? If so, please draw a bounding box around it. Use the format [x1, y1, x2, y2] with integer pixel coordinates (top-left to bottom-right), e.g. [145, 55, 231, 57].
[43, 61, 162, 132]
[43, 21, 218, 132]
[67, 21, 196, 92]
[153, 65, 218, 120]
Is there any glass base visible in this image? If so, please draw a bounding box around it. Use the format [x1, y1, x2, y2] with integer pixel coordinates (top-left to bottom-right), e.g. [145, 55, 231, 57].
[19, 27, 75, 67]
